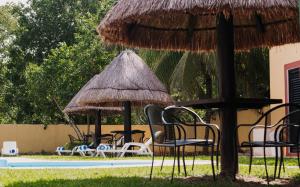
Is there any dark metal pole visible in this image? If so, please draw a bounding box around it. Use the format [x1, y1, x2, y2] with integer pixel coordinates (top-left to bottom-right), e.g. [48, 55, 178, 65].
[94, 110, 102, 146]
[216, 12, 237, 179]
[123, 101, 132, 143]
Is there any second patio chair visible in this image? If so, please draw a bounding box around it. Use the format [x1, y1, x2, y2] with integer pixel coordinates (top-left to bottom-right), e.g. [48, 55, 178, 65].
[144, 104, 217, 182]
[273, 106, 300, 178]
[163, 106, 219, 178]
[236, 103, 300, 183]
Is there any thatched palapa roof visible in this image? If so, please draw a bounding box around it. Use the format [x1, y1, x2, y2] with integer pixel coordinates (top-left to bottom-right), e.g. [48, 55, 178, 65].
[63, 75, 123, 115]
[76, 50, 173, 107]
[98, 0, 300, 51]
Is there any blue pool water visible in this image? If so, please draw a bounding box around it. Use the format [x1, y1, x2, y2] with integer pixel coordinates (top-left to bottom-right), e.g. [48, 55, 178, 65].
[0, 159, 151, 168]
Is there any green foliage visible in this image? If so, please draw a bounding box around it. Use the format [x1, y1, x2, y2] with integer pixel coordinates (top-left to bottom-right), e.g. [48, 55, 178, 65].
[142, 49, 269, 102]
[141, 51, 218, 101]
[170, 52, 217, 101]
[23, 2, 117, 124]
[13, 0, 78, 64]
[0, 5, 19, 123]
[0, 5, 17, 60]
[235, 48, 270, 98]
[0, 0, 117, 124]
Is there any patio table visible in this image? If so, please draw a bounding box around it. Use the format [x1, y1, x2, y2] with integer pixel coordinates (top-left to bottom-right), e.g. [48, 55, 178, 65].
[110, 130, 145, 150]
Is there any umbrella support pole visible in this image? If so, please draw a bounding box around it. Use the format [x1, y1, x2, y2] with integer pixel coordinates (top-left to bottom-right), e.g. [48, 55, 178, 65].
[94, 110, 102, 146]
[216, 12, 237, 179]
[123, 101, 132, 143]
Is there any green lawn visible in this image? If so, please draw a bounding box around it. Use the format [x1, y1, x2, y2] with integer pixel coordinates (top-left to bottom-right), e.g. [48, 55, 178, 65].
[0, 155, 299, 187]
[0, 165, 299, 187]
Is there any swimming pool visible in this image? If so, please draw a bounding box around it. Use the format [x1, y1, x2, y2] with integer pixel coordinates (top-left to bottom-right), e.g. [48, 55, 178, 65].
[0, 159, 152, 169]
[0, 158, 210, 169]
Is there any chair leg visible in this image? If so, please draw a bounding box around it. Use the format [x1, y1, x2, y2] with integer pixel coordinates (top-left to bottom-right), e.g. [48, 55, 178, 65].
[281, 148, 285, 173]
[150, 148, 155, 180]
[171, 147, 177, 183]
[263, 146, 269, 184]
[177, 146, 181, 174]
[297, 146, 300, 168]
[182, 146, 187, 177]
[278, 147, 284, 178]
[249, 147, 253, 174]
[161, 147, 166, 171]
[216, 143, 220, 170]
[211, 145, 216, 181]
[274, 147, 279, 179]
[192, 145, 196, 171]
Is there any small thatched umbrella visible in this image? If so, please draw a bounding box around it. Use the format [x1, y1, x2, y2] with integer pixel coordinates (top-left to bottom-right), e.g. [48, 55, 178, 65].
[97, 0, 300, 178]
[64, 75, 123, 145]
[77, 50, 173, 142]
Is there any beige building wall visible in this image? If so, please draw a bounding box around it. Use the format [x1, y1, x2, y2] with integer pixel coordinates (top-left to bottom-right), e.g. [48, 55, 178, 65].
[0, 124, 150, 154]
[0, 108, 261, 154]
[269, 43, 300, 124]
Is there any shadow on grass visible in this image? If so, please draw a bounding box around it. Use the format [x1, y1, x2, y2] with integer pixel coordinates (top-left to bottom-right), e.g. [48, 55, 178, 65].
[6, 174, 300, 187]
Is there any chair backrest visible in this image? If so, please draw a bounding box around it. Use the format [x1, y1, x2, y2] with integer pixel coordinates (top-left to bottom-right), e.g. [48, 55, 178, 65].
[163, 106, 206, 124]
[2, 141, 17, 154]
[252, 103, 300, 126]
[275, 107, 300, 144]
[144, 104, 173, 144]
[249, 103, 300, 143]
[163, 106, 205, 124]
[163, 106, 209, 140]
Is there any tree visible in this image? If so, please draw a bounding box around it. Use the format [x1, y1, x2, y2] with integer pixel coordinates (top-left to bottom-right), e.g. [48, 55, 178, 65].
[0, 5, 18, 61]
[0, 4, 19, 123]
[141, 49, 269, 102]
[140, 51, 217, 102]
[2, 0, 117, 123]
[235, 48, 270, 98]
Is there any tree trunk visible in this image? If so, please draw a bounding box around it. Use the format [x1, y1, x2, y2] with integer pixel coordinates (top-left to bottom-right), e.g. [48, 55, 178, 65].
[216, 12, 237, 179]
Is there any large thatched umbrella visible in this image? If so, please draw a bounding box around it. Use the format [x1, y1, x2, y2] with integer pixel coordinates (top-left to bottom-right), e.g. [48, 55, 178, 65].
[97, 0, 300, 178]
[64, 75, 123, 146]
[77, 50, 173, 142]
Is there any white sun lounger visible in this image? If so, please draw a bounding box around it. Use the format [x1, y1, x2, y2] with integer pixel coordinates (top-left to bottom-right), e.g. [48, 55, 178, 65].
[76, 145, 96, 156]
[1, 141, 19, 156]
[56, 146, 78, 156]
[95, 138, 152, 158]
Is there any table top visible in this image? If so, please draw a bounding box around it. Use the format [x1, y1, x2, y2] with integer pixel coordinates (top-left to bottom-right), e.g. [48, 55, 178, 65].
[176, 98, 282, 109]
[110, 130, 145, 134]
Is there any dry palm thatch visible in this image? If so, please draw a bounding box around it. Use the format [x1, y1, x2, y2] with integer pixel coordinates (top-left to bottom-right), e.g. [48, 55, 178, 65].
[98, 0, 300, 51]
[63, 75, 123, 115]
[76, 50, 173, 107]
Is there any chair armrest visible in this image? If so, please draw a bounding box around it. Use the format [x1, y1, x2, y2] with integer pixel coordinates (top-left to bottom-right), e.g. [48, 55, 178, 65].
[275, 123, 300, 142]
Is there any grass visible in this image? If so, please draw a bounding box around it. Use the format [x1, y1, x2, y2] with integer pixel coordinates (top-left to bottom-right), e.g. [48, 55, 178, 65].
[0, 155, 297, 186]
[0, 165, 299, 187]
